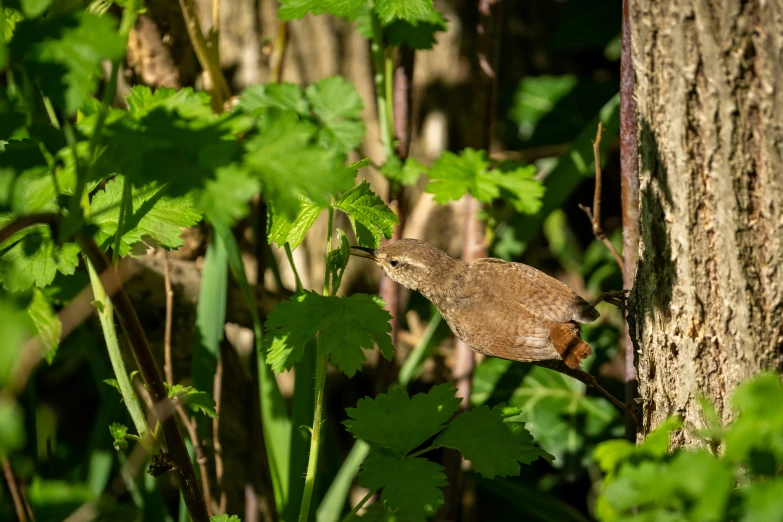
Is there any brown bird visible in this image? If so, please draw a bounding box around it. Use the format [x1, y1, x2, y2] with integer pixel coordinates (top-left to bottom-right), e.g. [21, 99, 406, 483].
[351, 238, 630, 413]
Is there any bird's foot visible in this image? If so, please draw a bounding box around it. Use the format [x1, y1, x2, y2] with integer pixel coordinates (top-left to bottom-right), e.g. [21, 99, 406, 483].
[591, 289, 630, 311]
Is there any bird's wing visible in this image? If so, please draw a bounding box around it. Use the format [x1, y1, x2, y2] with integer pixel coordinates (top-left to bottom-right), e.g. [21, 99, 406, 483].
[477, 310, 561, 363]
[472, 258, 599, 324]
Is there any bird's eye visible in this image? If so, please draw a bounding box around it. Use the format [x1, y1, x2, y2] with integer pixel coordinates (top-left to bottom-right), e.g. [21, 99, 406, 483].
[389, 259, 400, 268]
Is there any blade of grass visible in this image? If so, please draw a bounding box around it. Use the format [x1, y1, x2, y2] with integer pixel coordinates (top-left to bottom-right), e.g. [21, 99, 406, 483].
[212, 221, 291, 514]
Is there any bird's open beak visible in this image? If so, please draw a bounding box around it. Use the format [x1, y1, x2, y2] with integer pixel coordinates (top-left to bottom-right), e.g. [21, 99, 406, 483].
[350, 246, 378, 261]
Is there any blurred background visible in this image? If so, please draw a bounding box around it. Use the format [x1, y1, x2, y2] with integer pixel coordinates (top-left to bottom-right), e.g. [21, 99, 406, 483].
[1, 0, 629, 520]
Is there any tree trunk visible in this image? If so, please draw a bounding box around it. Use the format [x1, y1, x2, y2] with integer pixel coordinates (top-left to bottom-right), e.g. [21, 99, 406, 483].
[629, 0, 783, 445]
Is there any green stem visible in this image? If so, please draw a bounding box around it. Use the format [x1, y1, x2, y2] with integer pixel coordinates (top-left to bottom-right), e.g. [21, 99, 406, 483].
[284, 242, 303, 292]
[341, 489, 376, 522]
[86, 258, 154, 451]
[299, 207, 335, 522]
[383, 49, 395, 150]
[407, 444, 437, 459]
[370, 10, 394, 160]
[112, 175, 132, 262]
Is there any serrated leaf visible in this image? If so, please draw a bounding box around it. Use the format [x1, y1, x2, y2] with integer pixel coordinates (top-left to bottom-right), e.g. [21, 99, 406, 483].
[425, 149, 544, 214]
[381, 156, 426, 186]
[0, 225, 80, 292]
[243, 114, 355, 219]
[433, 403, 552, 478]
[344, 384, 461, 454]
[89, 177, 202, 257]
[24, 289, 60, 364]
[358, 449, 446, 520]
[237, 82, 309, 115]
[198, 164, 260, 229]
[8, 11, 126, 114]
[266, 197, 322, 250]
[305, 76, 366, 153]
[335, 180, 398, 248]
[166, 384, 218, 419]
[384, 9, 446, 49]
[277, 0, 365, 20]
[376, 0, 434, 23]
[109, 422, 128, 450]
[264, 291, 393, 376]
[126, 86, 214, 120]
[210, 515, 242, 522]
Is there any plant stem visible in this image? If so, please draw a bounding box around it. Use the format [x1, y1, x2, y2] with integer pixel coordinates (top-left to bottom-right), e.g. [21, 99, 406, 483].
[342, 489, 376, 522]
[370, 10, 394, 159]
[178, 0, 231, 109]
[270, 20, 289, 83]
[86, 258, 152, 447]
[299, 208, 335, 522]
[285, 242, 303, 292]
[77, 234, 209, 522]
[2, 458, 27, 522]
[407, 444, 437, 459]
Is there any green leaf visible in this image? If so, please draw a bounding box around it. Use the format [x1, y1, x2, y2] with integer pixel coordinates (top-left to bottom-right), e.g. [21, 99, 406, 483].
[509, 75, 578, 142]
[8, 11, 126, 114]
[166, 384, 218, 419]
[264, 291, 393, 376]
[0, 397, 24, 458]
[125, 86, 214, 120]
[24, 288, 61, 364]
[358, 449, 446, 520]
[210, 516, 242, 522]
[740, 479, 783, 522]
[89, 177, 202, 257]
[243, 113, 355, 219]
[375, 0, 435, 23]
[277, 0, 366, 20]
[109, 422, 129, 450]
[381, 156, 426, 186]
[335, 180, 398, 248]
[266, 197, 322, 250]
[0, 224, 80, 292]
[305, 76, 366, 153]
[343, 384, 461, 454]
[237, 82, 309, 115]
[384, 9, 446, 49]
[433, 404, 552, 478]
[426, 148, 544, 214]
[19, 0, 52, 20]
[472, 360, 620, 466]
[103, 379, 120, 393]
[198, 164, 261, 229]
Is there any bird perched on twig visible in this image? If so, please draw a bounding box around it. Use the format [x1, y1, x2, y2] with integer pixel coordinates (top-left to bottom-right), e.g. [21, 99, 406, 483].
[351, 238, 631, 414]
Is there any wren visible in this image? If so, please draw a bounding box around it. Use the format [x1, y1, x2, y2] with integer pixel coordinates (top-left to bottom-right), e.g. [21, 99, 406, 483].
[351, 238, 630, 413]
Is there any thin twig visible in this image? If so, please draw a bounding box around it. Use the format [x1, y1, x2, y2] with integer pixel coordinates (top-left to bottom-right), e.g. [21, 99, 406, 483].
[2, 458, 27, 522]
[269, 20, 289, 83]
[213, 354, 226, 513]
[76, 234, 209, 522]
[162, 250, 215, 516]
[163, 252, 174, 386]
[578, 122, 625, 271]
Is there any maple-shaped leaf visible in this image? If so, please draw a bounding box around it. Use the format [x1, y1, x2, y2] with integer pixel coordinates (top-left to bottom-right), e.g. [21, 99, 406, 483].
[125, 86, 214, 120]
[237, 82, 309, 115]
[376, 0, 435, 23]
[381, 156, 427, 186]
[278, 0, 365, 20]
[358, 449, 446, 520]
[305, 75, 366, 153]
[265, 291, 393, 376]
[384, 9, 447, 50]
[8, 11, 126, 114]
[243, 113, 355, 218]
[425, 148, 544, 214]
[197, 164, 261, 229]
[166, 384, 218, 419]
[344, 384, 461, 455]
[433, 403, 553, 478]
[90, 177, 202, 257]
[0, 222, 79, 292]
[266, 197, 322, 250]
[335, 180, 398, 248]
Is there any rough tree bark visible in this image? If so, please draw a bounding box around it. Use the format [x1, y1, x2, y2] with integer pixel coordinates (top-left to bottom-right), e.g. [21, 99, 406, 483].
[629, 0, 783, 445]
